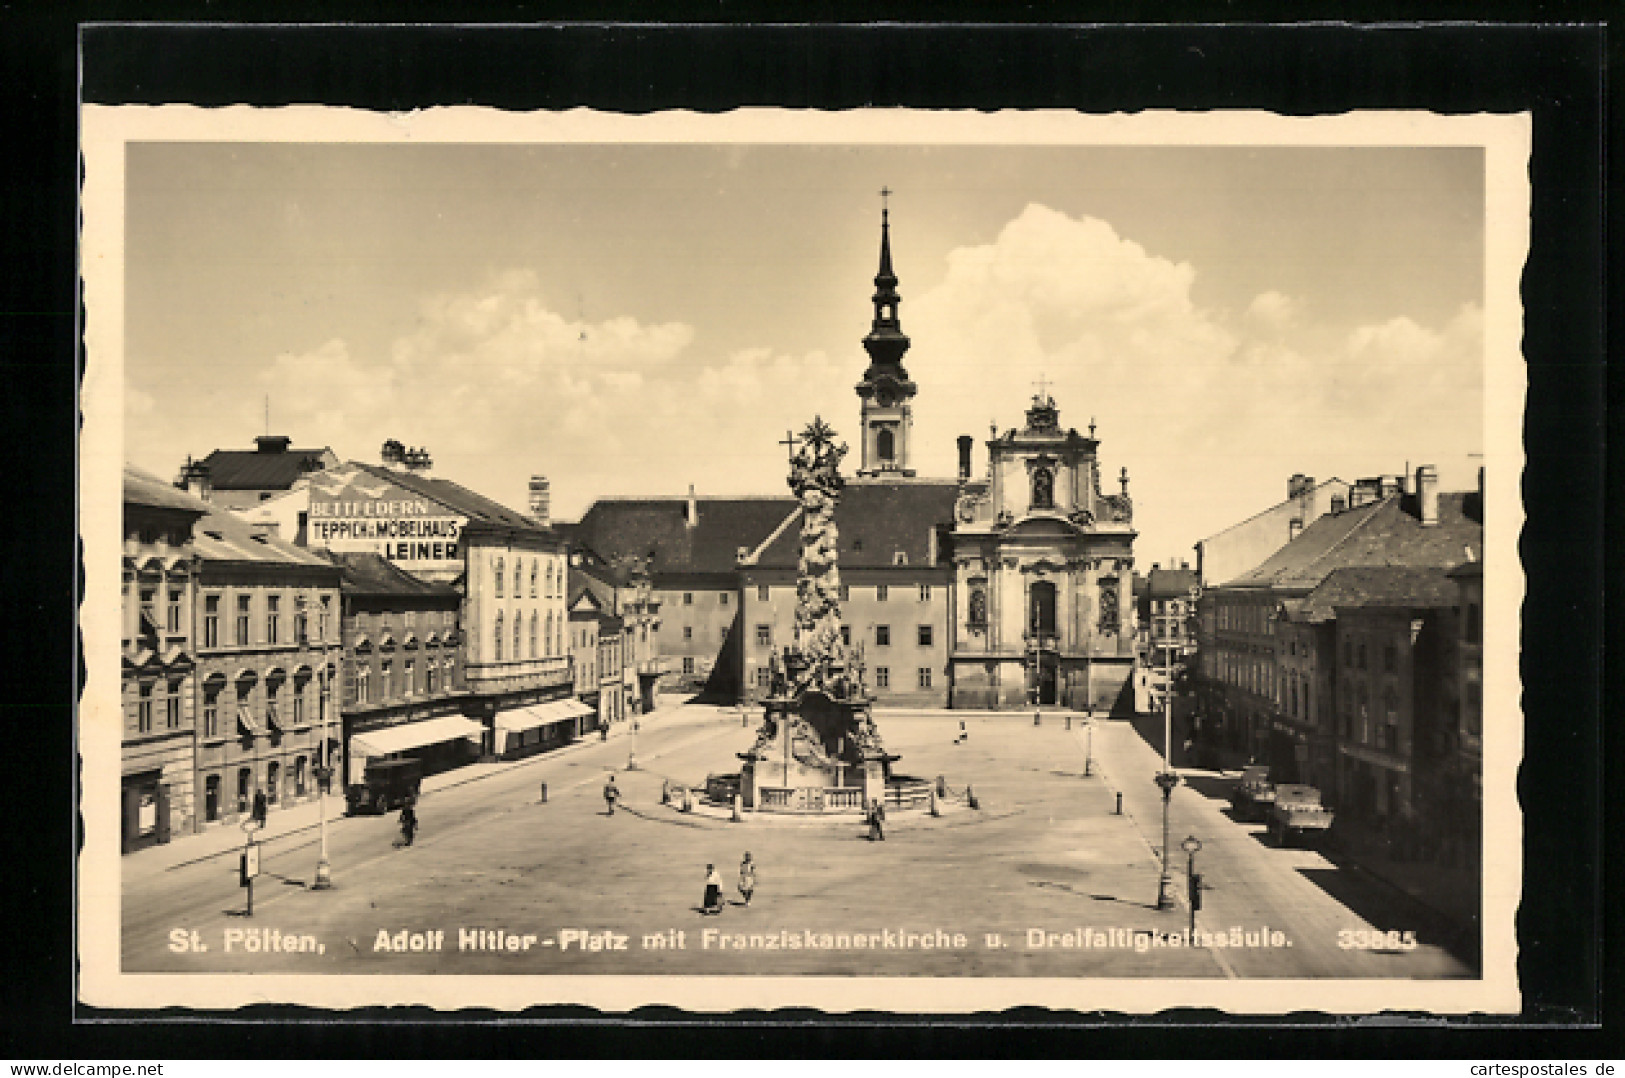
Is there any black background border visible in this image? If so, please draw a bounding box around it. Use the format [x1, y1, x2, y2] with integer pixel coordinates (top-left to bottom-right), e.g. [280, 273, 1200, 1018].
[2, 5, 1612, 1059]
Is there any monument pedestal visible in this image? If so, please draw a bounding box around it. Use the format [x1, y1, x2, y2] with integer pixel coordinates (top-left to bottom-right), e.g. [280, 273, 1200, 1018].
[738, 691, 890, 814]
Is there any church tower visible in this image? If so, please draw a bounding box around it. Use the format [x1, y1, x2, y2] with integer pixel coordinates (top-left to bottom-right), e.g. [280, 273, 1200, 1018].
[854, 191, 918, 478]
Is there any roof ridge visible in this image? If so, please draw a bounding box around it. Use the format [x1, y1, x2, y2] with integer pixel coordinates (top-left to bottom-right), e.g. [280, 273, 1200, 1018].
[741, 505, 804, 566]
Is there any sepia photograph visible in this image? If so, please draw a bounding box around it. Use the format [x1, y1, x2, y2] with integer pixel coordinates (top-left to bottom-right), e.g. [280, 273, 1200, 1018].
[79, 104, 1527, 1016]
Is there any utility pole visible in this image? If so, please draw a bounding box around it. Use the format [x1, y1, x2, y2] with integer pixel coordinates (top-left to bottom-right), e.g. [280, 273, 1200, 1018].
[312, 661, 333, 889]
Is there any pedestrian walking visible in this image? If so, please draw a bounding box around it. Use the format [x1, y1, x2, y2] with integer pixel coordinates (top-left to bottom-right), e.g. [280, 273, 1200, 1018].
[398, 800, 418, 847]
[737, 852, 757, 907]
[867, 798, 886, 841]
[702, 864, 724, 915]
[603, 774, 620, 816]
[251, 788, 268, 826]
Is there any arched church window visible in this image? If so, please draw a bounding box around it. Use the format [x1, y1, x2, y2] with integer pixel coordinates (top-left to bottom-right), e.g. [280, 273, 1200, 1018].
[876, 428, 895, 462]
[1032, 467, 1055, 510]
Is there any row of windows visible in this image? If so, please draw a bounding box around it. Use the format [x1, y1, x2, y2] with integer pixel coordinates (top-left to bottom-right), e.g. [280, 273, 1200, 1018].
[1216, 603, 1273, 635]
[678, 584, 936, 606]
[491, 609, 563, 662]
[360, 608, 456, 630]
[750, 624, 935, 648]
[197, 591, 335, 650]
[492, 555, 564, 600]
[752, 665, 933, 690]
[352, 654, 456, 706]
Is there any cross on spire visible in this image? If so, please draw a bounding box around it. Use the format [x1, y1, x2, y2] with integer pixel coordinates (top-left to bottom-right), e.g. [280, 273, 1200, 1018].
[1033, 373, 1052, 403]
[880, 185, 892, 212]
[778, 429, 800, 464]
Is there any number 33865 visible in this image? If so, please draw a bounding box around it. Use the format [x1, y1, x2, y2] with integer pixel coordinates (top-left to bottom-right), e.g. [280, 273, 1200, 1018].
[1338, 929, 1417, 950]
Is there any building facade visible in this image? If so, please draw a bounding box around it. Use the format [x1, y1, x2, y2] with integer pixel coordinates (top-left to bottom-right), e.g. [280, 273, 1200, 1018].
[329, 552, 475, 786]
[300, 453, 580, 763]
[945, 394, 1139, 712]
[121, 468, 207, 852]
[188, 498, 343, 832]
[1194, 466, 1483, 779]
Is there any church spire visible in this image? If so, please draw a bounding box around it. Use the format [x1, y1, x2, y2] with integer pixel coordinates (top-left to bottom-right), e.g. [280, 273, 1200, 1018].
[862, 188, 911, 372]
[855, 189, 917, 478]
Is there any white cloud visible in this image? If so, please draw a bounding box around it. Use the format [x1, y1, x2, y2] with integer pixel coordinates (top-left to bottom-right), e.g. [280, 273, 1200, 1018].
[1244, 290, 1297, 333]
[900, 203, 1483, 556]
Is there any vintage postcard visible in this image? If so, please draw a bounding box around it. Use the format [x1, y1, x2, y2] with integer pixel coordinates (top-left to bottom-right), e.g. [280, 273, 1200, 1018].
[80, 105, 1527, 1015]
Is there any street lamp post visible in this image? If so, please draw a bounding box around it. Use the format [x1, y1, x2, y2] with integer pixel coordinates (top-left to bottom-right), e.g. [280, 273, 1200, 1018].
[312, 662, 333, 890]
[1180, 834, 1203, 937]
[1084, 711, 1095, 777]
[1153, 769, 1180, 908]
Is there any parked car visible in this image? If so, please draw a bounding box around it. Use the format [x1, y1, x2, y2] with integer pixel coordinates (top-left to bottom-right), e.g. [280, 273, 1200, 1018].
[346, 758, 423, 815]
[1269, 784, 1335, 846]
[1229, 764, 1276, 822]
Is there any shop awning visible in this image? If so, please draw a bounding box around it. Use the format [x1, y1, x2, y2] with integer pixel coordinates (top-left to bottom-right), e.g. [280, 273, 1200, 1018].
[493, 698, 594, 735]
[351, 715, 485, 757]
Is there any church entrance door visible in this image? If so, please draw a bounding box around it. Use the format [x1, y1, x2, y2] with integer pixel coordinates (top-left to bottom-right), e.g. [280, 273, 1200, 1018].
[1029, 654, 1058, 706]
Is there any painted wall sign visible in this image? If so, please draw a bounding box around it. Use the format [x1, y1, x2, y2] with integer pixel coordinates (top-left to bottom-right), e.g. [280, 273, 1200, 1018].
[307, 467, 467, 570]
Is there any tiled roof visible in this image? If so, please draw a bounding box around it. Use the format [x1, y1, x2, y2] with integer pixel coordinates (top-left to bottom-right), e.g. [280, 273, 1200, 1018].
[124, 465, 210, 516]
[750, 480, 959, 570]
[1224, 492, 1481, 591]
[1146, 566, 1200, 599]
[197, 447, 332, 491]
[1291, 565, 1462, 623]
[325, 551, 460, 598]
[339, 462, 552, 534]
[191, 503, 335, 570]
[570, 496, 798, 577]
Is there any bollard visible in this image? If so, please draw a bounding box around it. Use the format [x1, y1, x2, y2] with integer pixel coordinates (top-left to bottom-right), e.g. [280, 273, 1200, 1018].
[661, 780, 670, 804]
[731, 793, 742, 822]
[929, 787, 941, 817]
[1034, 710, 1041, 726]
[627, 752, 638, 771]
[936, 774, 947, 798]
[1115, 791, 1123, 815]
[681, 788, 693, 813]
[1066, 715, 1072, 730]
[967, 784, 980, 810]
[539, 782, 548, 804]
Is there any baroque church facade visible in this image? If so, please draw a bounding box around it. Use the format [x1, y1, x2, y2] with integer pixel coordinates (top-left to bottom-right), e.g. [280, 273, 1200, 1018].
[567, 202, 1139, 713]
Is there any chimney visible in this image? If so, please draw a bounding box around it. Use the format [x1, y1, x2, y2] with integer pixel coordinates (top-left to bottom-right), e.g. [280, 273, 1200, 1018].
[380, 439, 406, 470]
[528, 475, 551, 526]
[1415, 464, 1439, 526]
[402, 446, 434, 475]
[1287, 473, 1308, 499]
[957, 435, 973, 481]
[1379, 474, 1401, 498]
[176, 456, 212, 502]
[1330, 493, 1347, 514]
[254, 435, 292, 454]
[685, 484, 698, 528]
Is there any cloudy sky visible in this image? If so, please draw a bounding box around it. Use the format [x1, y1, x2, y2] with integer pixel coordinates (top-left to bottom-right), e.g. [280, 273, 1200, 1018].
[124, 140, 1484, 562]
